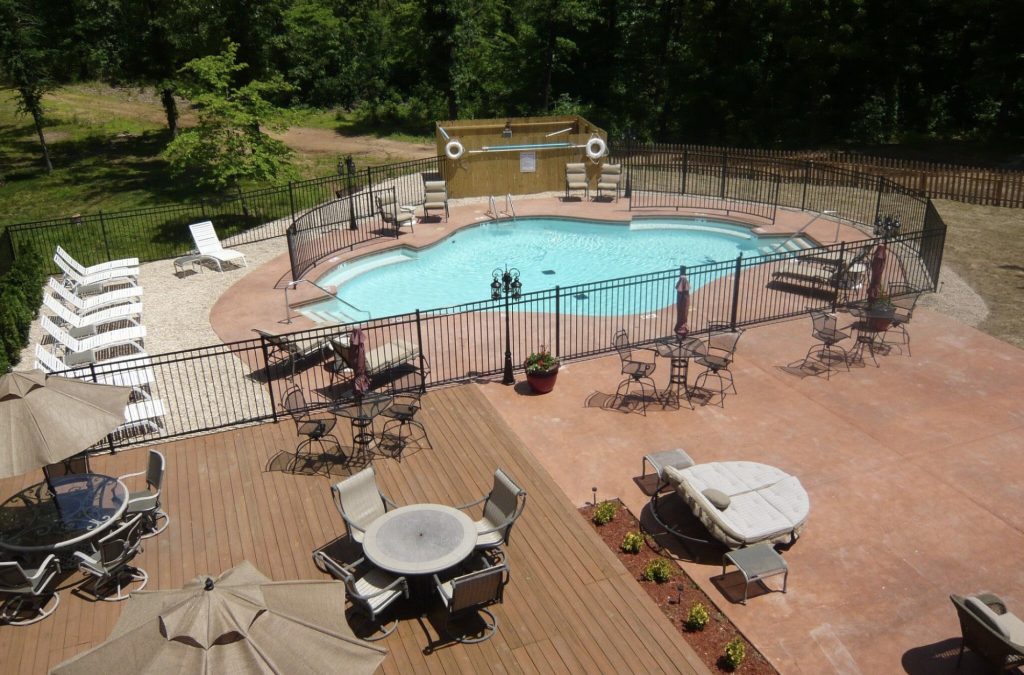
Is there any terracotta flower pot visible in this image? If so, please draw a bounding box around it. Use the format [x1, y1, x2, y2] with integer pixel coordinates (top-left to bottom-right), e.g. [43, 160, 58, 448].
[525, 367, 559, 394]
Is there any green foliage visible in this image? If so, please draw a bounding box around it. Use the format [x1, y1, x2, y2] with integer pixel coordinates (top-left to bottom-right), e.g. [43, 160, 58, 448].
[163, 41, 295, 191]
[524, 347, 559, 375]
[620, 531, 643, 554]
[0, 248, 45, 367]
[723, 636, 746, 670]
[685, 601, 710, 631]
[591, 500, 617, 526]
[641, 558, 673, 583]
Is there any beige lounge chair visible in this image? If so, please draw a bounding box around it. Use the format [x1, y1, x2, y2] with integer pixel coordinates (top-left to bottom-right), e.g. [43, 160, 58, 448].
[376, 189, 415, 232]
[596, 163, 622, 201]
[252, 328, 331, 377]
[422, 179, 449, 222]
[331, 334, 425, 379]
[565, 163, 588, 199]
[188, 221, 247, 271]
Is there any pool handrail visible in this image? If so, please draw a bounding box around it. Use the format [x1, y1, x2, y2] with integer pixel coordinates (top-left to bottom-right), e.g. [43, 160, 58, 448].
[284, 279, 370, 324]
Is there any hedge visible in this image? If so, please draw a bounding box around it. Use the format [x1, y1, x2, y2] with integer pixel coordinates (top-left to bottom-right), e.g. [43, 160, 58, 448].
[0, 249, 46, 374]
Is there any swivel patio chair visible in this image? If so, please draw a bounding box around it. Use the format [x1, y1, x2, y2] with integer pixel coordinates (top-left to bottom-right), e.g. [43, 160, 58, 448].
[565, 163, 589, 199]
[312, 551, 408, 641]
[331, 466, 397, 544]
[456, 468, 527, 558]
[612, 329, 658, 415]
[376, 189, 415, 233]
[692, 325, 744, 407]
[74, 514, 148, 601]
[0, 554, 62, 625]
[803, 309, 851, 379]
[378, 392, 430, 458]
[118, 449, 169, 538]
[282, 386, 340, 471]
[432, 553, 509, 644]
[422, 178, 450, 222]
[596, 163, 622, 201]
[882, 284, 922, 356]
[950, 592, 1024, 672]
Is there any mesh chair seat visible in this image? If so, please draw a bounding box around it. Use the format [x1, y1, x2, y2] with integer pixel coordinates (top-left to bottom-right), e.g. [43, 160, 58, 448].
[0, 554, 62, 625]
[693, 327, 744, 406]
[332, 466, 396, 544]
[457, 469, 527, 556]
[432, 554, 509, 644]
[313, 551, 407, 640]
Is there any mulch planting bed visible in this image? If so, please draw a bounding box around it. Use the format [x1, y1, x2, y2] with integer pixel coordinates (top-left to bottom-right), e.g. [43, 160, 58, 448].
[580, 500, 777, 674]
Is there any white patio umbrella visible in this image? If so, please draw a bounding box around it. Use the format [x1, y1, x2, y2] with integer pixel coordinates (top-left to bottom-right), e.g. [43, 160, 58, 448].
[0, 370, 131, 479]
[51, 560, 388, 674]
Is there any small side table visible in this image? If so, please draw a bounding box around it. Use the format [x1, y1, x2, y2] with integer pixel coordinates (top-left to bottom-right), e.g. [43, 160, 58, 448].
[639, 448, 695, 497]
[722, 542, 789, 604]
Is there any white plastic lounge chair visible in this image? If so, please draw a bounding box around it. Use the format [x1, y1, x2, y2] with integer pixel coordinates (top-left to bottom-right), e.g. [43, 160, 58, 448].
[53, 251, 139, 291]
[47, 278, 142, 314]
[41, 315, 146, 359]
[187, 221, 247, 272]
[34, 344, 155, 395]
[55, 245, 138, 275]
[42, 294, 141, 335]
[664, 461, 810, 549]
[115, 399, 166, 438]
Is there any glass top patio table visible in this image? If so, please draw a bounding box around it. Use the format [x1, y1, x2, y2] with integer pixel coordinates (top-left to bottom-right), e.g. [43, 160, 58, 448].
[0, 474, 129, 552]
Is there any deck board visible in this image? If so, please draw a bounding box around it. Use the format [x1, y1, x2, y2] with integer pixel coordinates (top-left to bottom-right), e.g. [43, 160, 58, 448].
[0, 384, 709, 674]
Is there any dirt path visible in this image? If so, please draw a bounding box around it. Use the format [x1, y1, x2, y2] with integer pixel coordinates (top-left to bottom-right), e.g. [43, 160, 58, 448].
[271, 127, 434, 161]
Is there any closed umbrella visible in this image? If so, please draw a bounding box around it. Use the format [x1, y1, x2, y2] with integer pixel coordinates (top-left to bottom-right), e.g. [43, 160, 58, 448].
[674, 267, 691, 339]
[51, 560, 388, 674]
[349, 329, 371, 398]
[867, 243, 887, 303]
[0, 370, 130, 479]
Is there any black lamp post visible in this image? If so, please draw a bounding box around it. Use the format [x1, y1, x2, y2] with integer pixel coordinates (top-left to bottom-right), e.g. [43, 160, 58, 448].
[491, 265, 522, 385]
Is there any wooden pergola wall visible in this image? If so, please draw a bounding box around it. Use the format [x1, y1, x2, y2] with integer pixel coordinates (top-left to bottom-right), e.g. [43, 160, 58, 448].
[435, 115, 607, 199]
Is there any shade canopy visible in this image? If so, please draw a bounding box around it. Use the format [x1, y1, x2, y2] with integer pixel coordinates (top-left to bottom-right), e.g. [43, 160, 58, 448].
[0, 370, 130, 479]
[51, 560, 387, 675]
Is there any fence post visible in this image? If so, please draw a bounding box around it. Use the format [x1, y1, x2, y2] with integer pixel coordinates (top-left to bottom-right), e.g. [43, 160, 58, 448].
[554, 286, 561, 358]
[288, 181, 297, 227]
[200, 198, 207, 218]
[729, 254, 742, 330]
[97, 210, 113, 261]
[347, 163, 358, 230]
[415, 309, 426, 392]
[720, 151, 727, 199]
[873, 176, 884, 223]
[257, 335, 280, 423]
[801, 161, 810, 211]
[682, 149, 689, 195]
[831, 241, 846, 313]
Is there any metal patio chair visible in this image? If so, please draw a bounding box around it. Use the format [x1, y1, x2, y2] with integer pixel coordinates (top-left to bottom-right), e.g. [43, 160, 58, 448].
[313, 550, 408, 641]
[433, 553, 509, 644]
[612, 329, 658, 415]
[692, 325, 745, 406]
[74, 514, 148, 601]
[118, 449, 169, 538]
[803, 309, 851, 379]
[455, 468, 527, 557]
[0, 554, 62, 625]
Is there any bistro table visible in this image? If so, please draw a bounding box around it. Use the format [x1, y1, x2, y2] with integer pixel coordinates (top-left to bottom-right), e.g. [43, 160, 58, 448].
[654, 336, 705, 409]
[363, 504, 477, 600]
[0, 473, 129, 555]
[333, 392, 394, 460]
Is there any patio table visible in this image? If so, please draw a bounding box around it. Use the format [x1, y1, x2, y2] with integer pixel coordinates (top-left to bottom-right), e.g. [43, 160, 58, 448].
[654, 336, 704, 408]
[0, 473, 128, 554]
[722, 542, 789, 604]
[333, 393, 393, 459]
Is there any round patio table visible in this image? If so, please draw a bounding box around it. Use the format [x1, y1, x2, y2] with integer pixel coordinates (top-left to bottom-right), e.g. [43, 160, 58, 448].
[0, 474, 129, 553]
[655, 336, 704, 407]
[333, 393, 394, 459]
[363, 504, 476, 577]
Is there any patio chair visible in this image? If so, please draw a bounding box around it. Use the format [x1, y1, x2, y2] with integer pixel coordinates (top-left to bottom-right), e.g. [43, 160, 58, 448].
[43, 454, 91, 494]
[0, 554, 62, 625]
[950, 593, 1024, 672]
[331, 466, 397, 544]
[118, 449, 169, 538]
[331, 334, 426, 382]
[596, 163, 622, 201]
[376, 189, 416, 233]
[55, 245, 138, 277]
[803, 309, 850, 379]
[47, 277, 143, 314]
[74, 514, 148, 601]
[43, 293, 142, 336]
[378, 391, 429, 457]
[692, 325, 744, 407]
[456, 468, 527, 556]
[565, 163, 588, 199]
[312, 551, 408, 641]
[612, 328, 658, 415]
[282, 386, 339, 467]
[187, 220, 247, 271]
[422, 178, 449, 222]
[34, 344, 156, 396]
[41, 315, 146, 359]
[253, 328, 331, 378]
[432, 553, 509, 644]
[54, 249, 139, 291]
[882, 284, 922, 356]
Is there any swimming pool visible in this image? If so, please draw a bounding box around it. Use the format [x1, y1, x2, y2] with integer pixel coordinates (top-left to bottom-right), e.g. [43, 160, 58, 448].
[300, 217, 810, 323]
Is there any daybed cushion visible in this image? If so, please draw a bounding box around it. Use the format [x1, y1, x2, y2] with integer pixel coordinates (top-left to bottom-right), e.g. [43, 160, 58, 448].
[664, 461, 810, 549]
[702, 488, 731, 510]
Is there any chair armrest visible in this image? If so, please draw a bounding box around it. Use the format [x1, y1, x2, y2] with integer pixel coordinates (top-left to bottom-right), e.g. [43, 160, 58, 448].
[341, 513, 367, 535]
[454, 495, 487, 511]
[432, 574, 450, 602]
[359, 575, 409, 600]
[117, 469, 146, 482]
[381, 493, 398, 511]
[976, 593, 1008, 615]
[74, 551, 103, 576]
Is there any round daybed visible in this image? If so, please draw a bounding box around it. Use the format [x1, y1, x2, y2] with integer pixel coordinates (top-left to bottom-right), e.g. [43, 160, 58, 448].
[659, 461, 810, 549]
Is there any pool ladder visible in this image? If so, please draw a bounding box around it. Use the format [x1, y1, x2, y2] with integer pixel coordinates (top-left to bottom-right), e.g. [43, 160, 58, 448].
[283, 279, 370, 324]
[487, 194, 517, 221]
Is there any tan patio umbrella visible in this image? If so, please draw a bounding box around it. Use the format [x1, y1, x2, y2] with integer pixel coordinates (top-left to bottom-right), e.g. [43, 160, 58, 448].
[0, 369, 130, 479]
[51, 560, 388, 675]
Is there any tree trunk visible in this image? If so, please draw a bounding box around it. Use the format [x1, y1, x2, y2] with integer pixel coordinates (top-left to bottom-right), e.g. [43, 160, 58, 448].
[28, 102, 52, 174]
[161, 87, 178, 137]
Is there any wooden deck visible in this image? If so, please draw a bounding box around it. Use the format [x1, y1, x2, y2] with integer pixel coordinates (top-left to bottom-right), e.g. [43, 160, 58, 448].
[0, 384, 709, 674]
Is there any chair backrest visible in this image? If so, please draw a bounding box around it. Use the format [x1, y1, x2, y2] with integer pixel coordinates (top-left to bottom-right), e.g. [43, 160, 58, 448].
[44, 455, 91, 483]
[0, 560, 30, 590]
[98, 514, 144, 570]
[483, 469, 527, 544]
[331, 337, 354, 369]
[612, 329, 633, 363]
[599, 164, 622, 183]
[332, 467, 386, 532]
[423, 180, 447, 203]
[708, 328, 744, 356]
[55, 245, 87, 276]
[146, 450, 165, 492]
[281, 387, 311, 423]
[810, 309, 837, 335]
[376, 191, 399, 218]
[565, 163, 586, 181]
[447, 563, 508, 614]
[189, 221, 225, 255]
[34, 343, 67, 373]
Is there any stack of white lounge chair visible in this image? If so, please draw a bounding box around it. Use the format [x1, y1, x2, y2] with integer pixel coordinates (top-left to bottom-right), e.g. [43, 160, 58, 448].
[34, 246, 165, 439]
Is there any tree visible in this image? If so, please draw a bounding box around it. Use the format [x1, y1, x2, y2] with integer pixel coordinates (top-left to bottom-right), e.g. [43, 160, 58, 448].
[162, 41, 294, 191]
[0, 0, 58, 172]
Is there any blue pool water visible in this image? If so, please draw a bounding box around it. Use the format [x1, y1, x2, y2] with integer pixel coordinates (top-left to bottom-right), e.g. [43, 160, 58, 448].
[302, 217, 804, 322]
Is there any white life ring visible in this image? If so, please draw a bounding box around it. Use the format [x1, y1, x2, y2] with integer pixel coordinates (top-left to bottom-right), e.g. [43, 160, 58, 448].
[445, 139, 465, 160]
[585, 136, 607, 160]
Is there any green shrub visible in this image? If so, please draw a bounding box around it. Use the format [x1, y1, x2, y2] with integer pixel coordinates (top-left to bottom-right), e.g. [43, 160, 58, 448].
[723, 636, 746, 670]
[0, 249, 47, 367]
[620, 531, 644, 554]
[686, 601, 710, 631]
[592, 500, 618, 525]
[641, 558, 673, 583]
